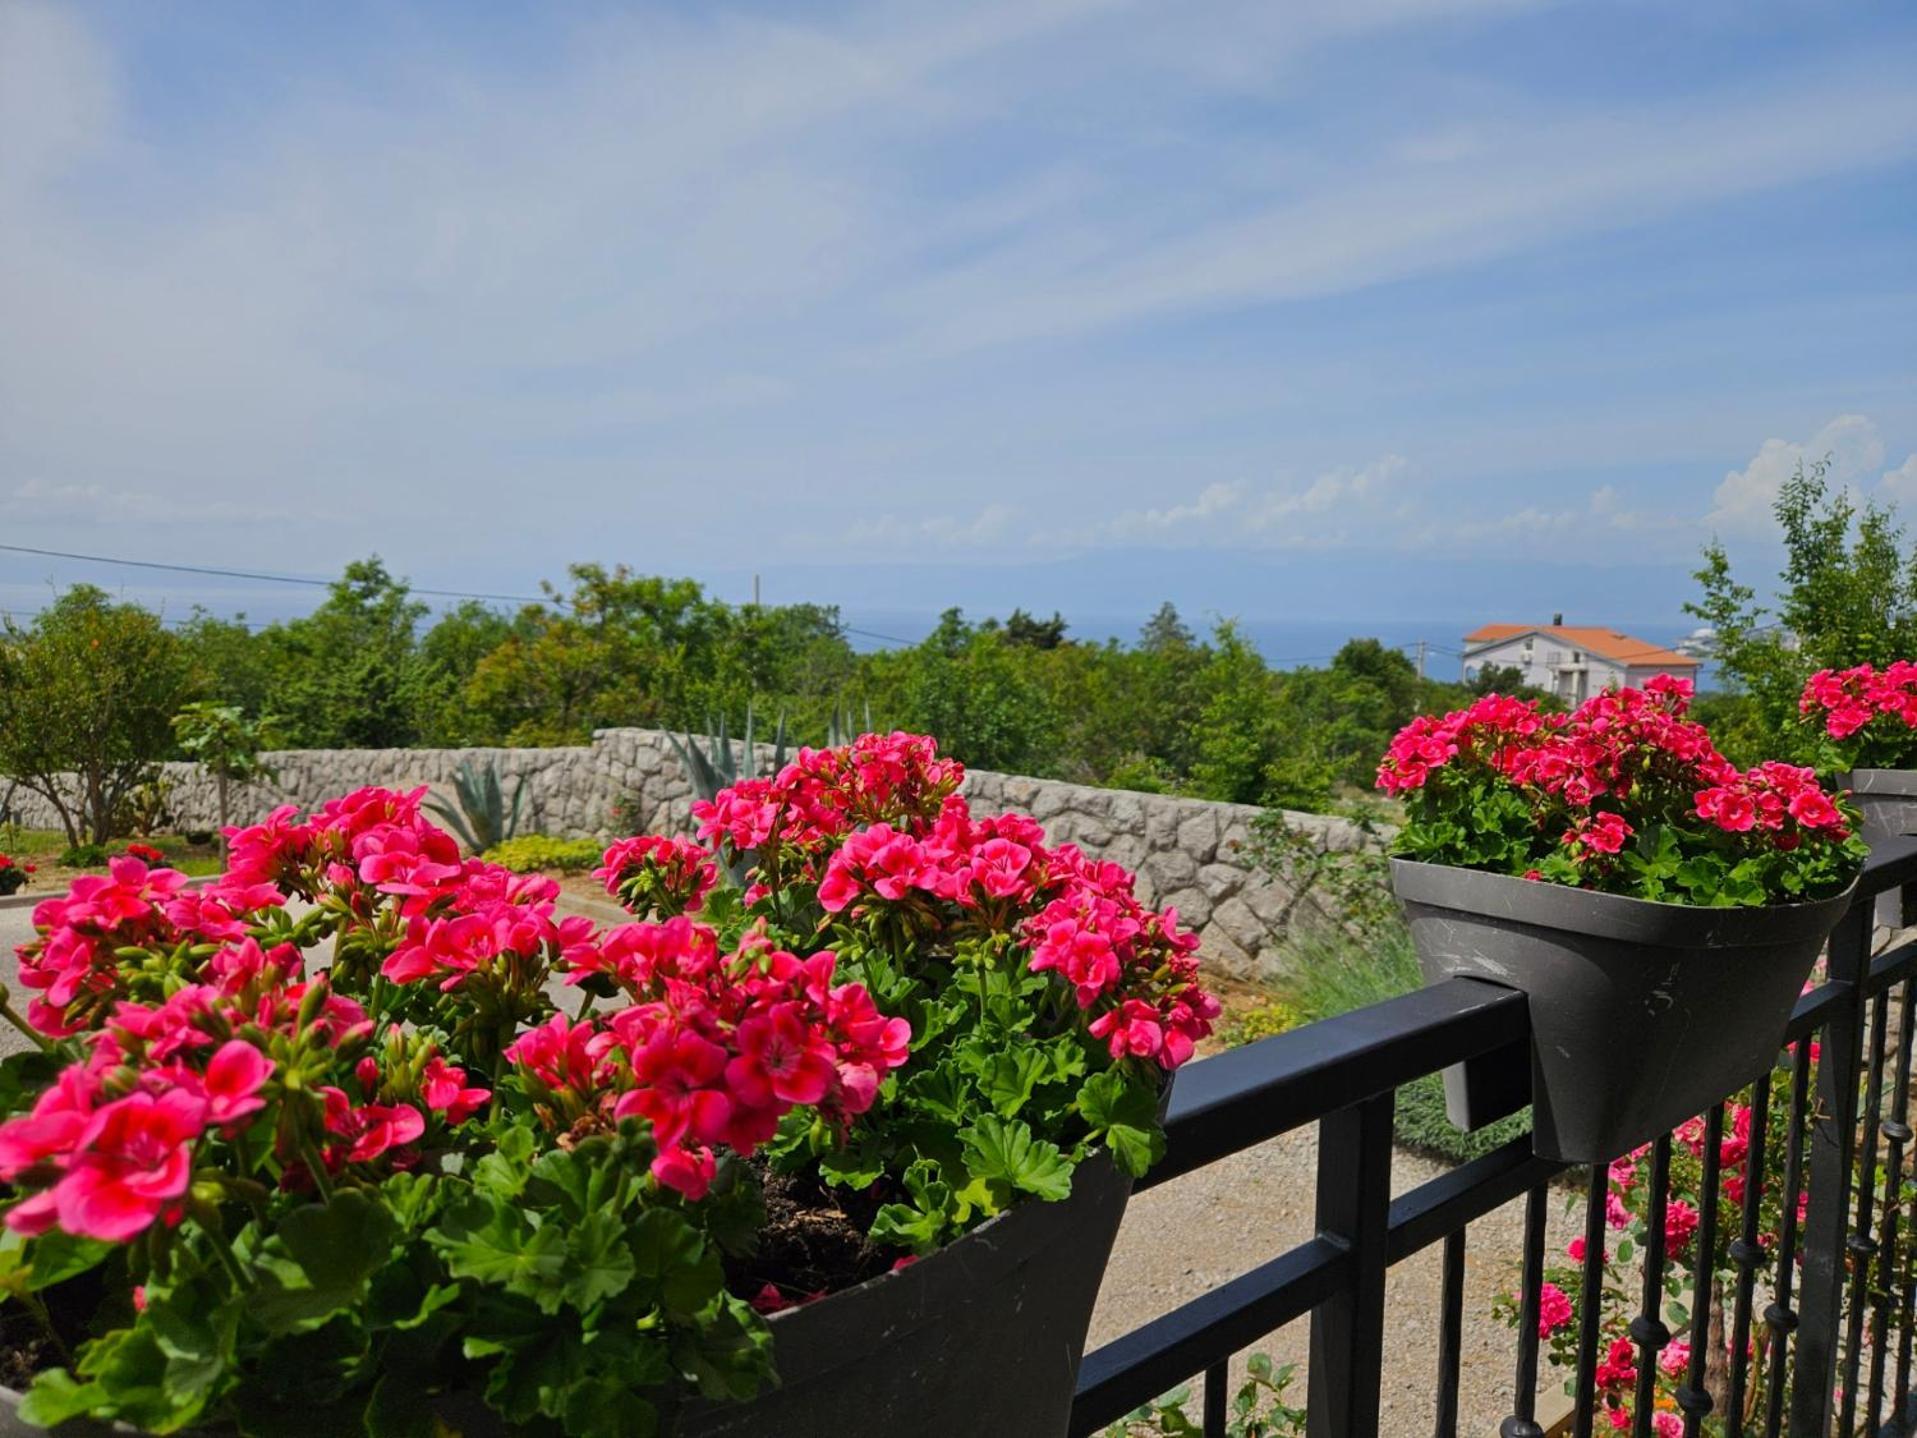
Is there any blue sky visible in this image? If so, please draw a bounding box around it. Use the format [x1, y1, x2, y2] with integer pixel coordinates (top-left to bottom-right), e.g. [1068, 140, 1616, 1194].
[1, 0, 1913, 647]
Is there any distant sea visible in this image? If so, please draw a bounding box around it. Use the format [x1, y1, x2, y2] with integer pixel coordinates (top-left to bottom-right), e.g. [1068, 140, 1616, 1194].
[839, 609, 1717, 689]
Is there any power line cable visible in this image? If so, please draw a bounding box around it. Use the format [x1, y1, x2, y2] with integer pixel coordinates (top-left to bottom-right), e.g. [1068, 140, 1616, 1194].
[0, 543, 547, 605]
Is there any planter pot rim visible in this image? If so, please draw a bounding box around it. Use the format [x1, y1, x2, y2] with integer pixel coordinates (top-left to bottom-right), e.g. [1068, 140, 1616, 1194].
[1849, 768, 1917, 797]
[1389, 857, 1857, 948]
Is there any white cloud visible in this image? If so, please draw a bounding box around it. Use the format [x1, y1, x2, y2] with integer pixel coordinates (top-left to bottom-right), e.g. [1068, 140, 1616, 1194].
[1708, 414, 1889, 532]
[1879, 452, 1917, 507]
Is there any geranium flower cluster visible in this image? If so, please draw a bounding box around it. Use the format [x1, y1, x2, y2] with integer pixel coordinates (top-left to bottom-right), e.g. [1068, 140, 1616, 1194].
[0, 921, 492, 1244]
[508, 919, 909, 1199]
[695, 730, 964, 891]
[1800, 661, 1917, 770]
[595, 834, 717, 917]
[1380, 677, 1865, 904]
[686, 732, 1217, 1071]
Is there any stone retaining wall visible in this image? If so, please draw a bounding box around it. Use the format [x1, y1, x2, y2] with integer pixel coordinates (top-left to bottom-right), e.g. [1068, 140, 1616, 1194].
[2, 731, 1382, 977]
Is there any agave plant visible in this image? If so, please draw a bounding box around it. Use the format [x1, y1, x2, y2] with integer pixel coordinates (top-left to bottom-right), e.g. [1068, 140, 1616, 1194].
[666, 706, 787, 885]
[424, 759, 528, 853]
[825, 696, 874, 749]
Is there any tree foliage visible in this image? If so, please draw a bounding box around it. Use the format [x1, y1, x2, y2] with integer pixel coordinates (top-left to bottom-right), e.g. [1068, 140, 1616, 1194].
[1689, 458, 1917, 764]
[130, 561, 1496, 815]
[0, 588, 194, 844]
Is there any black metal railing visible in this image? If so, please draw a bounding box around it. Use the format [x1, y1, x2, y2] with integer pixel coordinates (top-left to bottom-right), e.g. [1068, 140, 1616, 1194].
[1071, 834, 1917, 1438]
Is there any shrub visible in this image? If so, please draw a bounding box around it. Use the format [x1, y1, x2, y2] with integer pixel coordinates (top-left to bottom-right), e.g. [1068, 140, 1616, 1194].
[0, 735, 1217, 1433]
[1217, 999, 1308, 1047]
[1381, 677, 1865, 906]
[56, 842, 108, 868]
[481, 833, 604, 874]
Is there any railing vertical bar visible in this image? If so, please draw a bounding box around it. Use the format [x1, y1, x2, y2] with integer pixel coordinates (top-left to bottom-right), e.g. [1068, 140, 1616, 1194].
[1725, 1069, 1772, 1438]
[1677, 1105, 1723, 1437]
[1791, 901, 1873, 1435]
[1631, 1136, 1674, 1438]
[1433, 1229, 1464, 1438]
[1203, 1360, 1227, 1438]
[1763, 1038, 1816, 1438]
[1841, 987, 1893, 1435]
[1306, 1092, 1394, 1438]
[1902, 1205, 1917, 1436]
[1870, 979, 1916, 1430]
[1501, 1186, 1548, 1438]
[1573, 1166, 1610, 1438]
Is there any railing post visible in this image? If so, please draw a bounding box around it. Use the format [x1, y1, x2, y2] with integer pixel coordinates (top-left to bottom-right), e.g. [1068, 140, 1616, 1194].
[1790, 898, 1874, 1434]
[1307, 1092, 1394, 1438]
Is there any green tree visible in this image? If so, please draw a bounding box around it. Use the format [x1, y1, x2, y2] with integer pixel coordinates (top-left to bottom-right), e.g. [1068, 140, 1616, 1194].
[871, 610, 1060, 773]
[1689, 458, 1917, 764]
[1189, 622, 1334, 810]
[0, 587, 194, 844]
[177, 609, 274, 717]
[1002, 609, 1069, 650]
[261, 558, 429, 748]
[172, 702, 280, 854]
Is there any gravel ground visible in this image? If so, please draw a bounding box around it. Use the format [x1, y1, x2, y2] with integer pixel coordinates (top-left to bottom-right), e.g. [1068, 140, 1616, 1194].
[0, 895, 1585, 1433]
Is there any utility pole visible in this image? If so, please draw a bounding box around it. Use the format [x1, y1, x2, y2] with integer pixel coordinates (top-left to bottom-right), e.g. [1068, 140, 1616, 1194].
[752, 573, 761, 607]
[1415, 638, 1427, 681]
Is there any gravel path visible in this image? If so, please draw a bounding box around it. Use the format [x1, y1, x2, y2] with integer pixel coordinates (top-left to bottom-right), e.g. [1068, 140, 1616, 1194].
[0, 897, 1579, 1433]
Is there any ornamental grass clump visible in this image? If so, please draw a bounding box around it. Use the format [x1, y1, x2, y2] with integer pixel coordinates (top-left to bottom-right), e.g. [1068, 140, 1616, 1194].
[1378, 676, 1865, 906]
[0, 732, 1214, 1435]
[1797, 661, 1917, 772]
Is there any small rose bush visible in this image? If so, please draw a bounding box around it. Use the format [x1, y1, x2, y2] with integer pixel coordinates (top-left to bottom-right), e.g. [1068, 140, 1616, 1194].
[0, 855, 30, 898]
[1379, 676, 1866, 905]
[0, 732, 1214, 1435]
[1799, 661, 1917, 773]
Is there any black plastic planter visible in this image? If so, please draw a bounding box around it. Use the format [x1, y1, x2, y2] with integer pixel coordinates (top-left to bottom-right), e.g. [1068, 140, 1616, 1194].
[675, 1152, 1132, 1438]
[1392, 858, 1855, 1164]
[1848, 768, 1917, 844]
[0, 1154, 1133, 1438]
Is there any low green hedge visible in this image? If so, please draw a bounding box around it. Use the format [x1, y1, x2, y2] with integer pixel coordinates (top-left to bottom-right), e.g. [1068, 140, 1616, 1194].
[481, 834, 606, 875]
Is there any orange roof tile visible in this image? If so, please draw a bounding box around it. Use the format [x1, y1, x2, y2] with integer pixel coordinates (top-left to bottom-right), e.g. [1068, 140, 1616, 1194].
[1462, 623, 1698, 669]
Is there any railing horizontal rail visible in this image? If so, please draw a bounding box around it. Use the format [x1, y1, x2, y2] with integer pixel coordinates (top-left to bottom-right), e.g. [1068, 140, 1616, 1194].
[1141, 978, 1527, 1192]
[1074, 1237, 1353, 1429]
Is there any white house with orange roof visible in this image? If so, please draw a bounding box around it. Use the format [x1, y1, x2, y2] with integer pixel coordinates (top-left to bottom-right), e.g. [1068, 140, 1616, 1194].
[1460, 615, 1700, 704]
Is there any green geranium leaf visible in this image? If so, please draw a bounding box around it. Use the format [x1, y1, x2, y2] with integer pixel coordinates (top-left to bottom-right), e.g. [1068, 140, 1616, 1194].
[561, 1375, 660, 1438]
[625, 1207, 724, 1318]
[562, 1210, 637, 1312]
[17, 1369, 105, 1429]
[279, 1189, 399, 1292]
[960, 1115, 1073, 1201]
[471, 1125, 536, 1201]
[26, 1229, 114, 1291]
[427, 1194, 569, 1313]
[1077, 1068, 1166, 1178]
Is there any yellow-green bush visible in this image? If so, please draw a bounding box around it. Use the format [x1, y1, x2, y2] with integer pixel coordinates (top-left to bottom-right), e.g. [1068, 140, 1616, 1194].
[481, 835, 605, 875]
[1217, 999, 1309, 1047]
